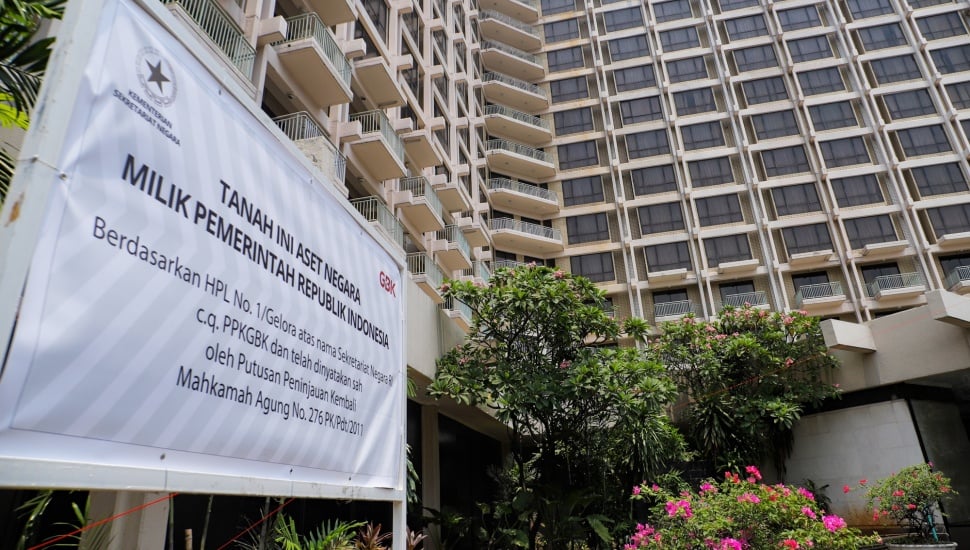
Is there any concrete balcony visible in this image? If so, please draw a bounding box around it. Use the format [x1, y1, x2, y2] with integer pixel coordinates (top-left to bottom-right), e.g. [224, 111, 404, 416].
[274, 14, 352, 107]
[306, 0, 355, 25]
[718, 291, 769, 311]
[353, 56, 405, 108]
[866, 272, 926, 300]
[485, 138, 555, 181]
[402, 127, 441, 169]
[477, 0, 538, 24]
[654, 300, 701, 323]
[273, 112, 346, 187]
[478, 10, 541, 52]
[461, 260, 492, 284]
[484, 104, 551, 145]
[480, 72, 548, 113]
[937, 231, 970, 248]
[349, 196, 405, 250]
[432, 176, 473, 212]
[344, 109, 406, 180]
[439, 296, 473, 332]
[487, 177, 558, 215]
[795, 281, 846, 310]
[433, 225, 473, 272]
[393, 176, 445, 233]
[480, 40, 544, 82]
[490, 217, 563, 256]
[162, 0, 255, 77]
[945, 265, 970, 294]
[407, 252, 445, 304]
[455, 210, 490, 247]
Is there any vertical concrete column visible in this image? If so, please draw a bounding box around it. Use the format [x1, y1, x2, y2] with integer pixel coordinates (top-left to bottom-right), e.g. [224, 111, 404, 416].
[84, 491, 170, 550]
[421, 404, 441, 549]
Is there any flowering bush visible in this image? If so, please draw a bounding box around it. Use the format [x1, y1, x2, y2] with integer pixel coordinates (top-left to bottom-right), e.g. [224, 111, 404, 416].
[861, 463, 957, 544]
[626, 466, 878, 549]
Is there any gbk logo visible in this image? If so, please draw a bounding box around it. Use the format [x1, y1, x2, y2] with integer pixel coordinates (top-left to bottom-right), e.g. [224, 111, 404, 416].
[379, 271, 397, 297]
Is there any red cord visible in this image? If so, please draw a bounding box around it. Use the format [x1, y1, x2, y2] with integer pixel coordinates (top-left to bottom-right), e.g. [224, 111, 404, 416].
[215, 497, 295, 550]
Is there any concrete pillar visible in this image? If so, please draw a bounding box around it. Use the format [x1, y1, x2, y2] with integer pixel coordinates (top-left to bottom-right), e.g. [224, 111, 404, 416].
[84, 491, 170, 550]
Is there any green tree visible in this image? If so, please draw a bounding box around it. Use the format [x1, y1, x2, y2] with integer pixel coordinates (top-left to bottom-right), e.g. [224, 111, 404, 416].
[428, 265, 686, 549]
[648, 306, 840, 473]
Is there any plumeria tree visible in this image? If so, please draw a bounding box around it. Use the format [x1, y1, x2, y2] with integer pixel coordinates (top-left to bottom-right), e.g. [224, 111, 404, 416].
[646, 306, 841, 472]
[428, 265, 687, 549]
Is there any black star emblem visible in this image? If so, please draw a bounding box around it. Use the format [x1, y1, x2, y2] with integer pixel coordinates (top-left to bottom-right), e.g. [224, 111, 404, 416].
[145, 60, 170, 94]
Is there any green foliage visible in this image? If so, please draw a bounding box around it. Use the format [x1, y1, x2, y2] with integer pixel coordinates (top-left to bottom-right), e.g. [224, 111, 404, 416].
[627, 466, 879, 549]
[15, 490, 54, 550]
[648, 306, 841, 471]
[862, 463, 957, 543]
[273, 516, 365, 550]
[354, 523, 391, 550]
[428, 265, 687, 548]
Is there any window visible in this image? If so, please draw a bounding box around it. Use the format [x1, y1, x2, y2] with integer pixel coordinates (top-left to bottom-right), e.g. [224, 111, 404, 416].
[909, 0, 951, 7]
[548, 47, 585, 71]
[551, 76, 588, 103]
[646, 241, 692, 271]
[682, 121, 725, 150]
[918, 13, 967, 40]
[928, 204, 970, 236]
[554, 108, 594, 135]
[761, 146, 810, 177]
[870, 55, 922, 84]
[632, 165, 677, 195]
[609, 35, 649, 62]
[360, 0, 389, 42]
[674, 88, 717, 115]
[719, 280, 756, 301]
[734, 45, 777, 71]
[660, 27, 700, 52]
[639, 202, 684, 233]
[704, 234, 751, 266]
[909, 163, 968, 197]
[742, 77, 788, 104]
[858, 24, 907, 51]
[778, 6, 821, 31]
[604, 7, 643, 32]
[751, 110, 799, 140]
[627, 129, 670, 158]
[896, 125, 952, 157]
[544, 19, 580, 43]
[798, 67, 845, 95]
[689, 157, 734, 187]
[882, 89, 935, 120]
[654, 0, 691, 23]
[931, 45, 970, 74]
[844, 215, 897, 248]
[541, 0, 574, 16]
[821, 137, 871, 167]
[940, 253, 970, 275]
[725, 15, 768, 41]
[697, 194, 743, 226]
[562, 176, 604, 205]
[832, 174, 883, 206]
[772, 183, 821, 215]
[653, 288, 689, 304]
[614, 65, 656, 91]
[567, 213, 610, 243]
[860, 263, 900, 285]
[949, 81, 970, 109]
[620, 96, 664, 124]
[792, 271, 831, 293]
[809, 101, 857, 130]
[788, 36, 832, 62]
[846, 0, 893, 19]
[783, 224, 832, 255]
[667, 56, 708, 83]
[718, 0, 758, 11]
[557, 141, 598, 170]
[570, 252, 614, 282]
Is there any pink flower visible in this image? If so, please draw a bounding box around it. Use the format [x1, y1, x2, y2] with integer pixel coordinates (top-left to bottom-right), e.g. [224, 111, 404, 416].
[892, 490, 905, 497]
[784, 358, 795, 367]
[801, 506, 817, 519]
[842, 485, 851, 494]
[859, 479, 868, 485]
[559, 359, 571, 369]
[907, 503, 917, 510]
[665, 499, 693, 518]
[439, 283, 451, 292]
[822, 515, 846, 532]
[554, 269, 565, 279]
[797, 488, 815, 501]
[632, 485, 641, 495]
[719, 538, 743, 550]
[651, 484, 660, 491]
[781, 539, 799, 549]
[745, 466, 762, 480]
[700, 482, 716, 493]
[737, 493, 760, 504]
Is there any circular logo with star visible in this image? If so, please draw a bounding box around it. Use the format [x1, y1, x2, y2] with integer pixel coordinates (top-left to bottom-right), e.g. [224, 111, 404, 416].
[136, 47, 177, 107]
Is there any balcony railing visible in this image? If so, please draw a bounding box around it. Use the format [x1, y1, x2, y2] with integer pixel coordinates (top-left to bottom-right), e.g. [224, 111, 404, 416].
[486, 139, 552, 163]
[866, 272, 924, 298]
[440, 295, 473, 322]
[277, 13, 352, 85]
[479, 9, 539, 36]
[162, 0, 255, 77]
[794, 281, 843, 305]
[273, 112, 346, 183]
[481, 40, 541, 65]
[482, 72, 546, 97]
[463, 260, 492, 282]
[654, 300, 699, 319]
[484, 105, 549, 129]
[488, 177, 556, 202]
[491, 217, 561, 241]
[945, 265, 970, 289]
[493, 259, 529, 270]
[436, 225, 471, 257]
[399, 176, 444, 218]
[407, 252, 445, 289]
[720, 291, 768, 309]
[349, 197, 404, 249]
[350, 109, 406, 162]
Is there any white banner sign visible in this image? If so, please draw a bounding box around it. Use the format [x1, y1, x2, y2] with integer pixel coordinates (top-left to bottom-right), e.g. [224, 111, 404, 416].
[0, 0, 404, 490]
